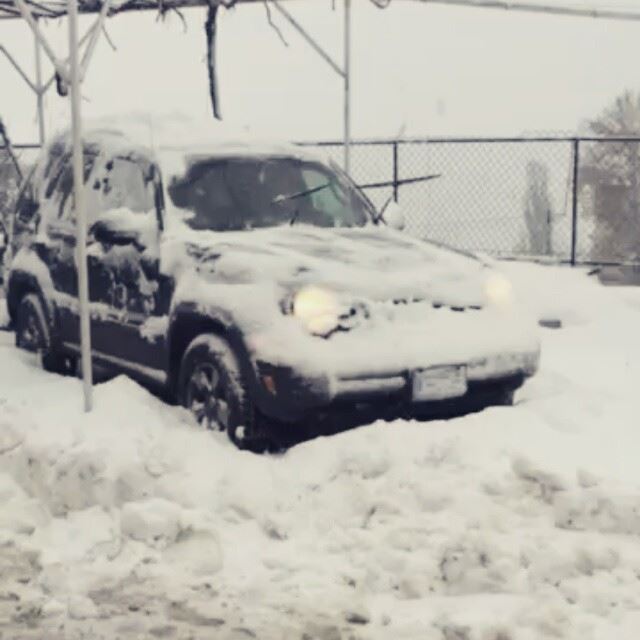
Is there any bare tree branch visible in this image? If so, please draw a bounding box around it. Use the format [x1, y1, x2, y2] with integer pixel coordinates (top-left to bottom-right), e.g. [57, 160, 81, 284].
[171, 6, 187, 30]
[205, 1, 221, 119]
[155, 0, 187, 30]
[101, 23, 118, 49]
[263, 0, 288, 47]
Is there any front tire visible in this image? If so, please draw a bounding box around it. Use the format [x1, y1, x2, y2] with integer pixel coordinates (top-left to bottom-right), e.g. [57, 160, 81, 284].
[497, 388, 516, 406]
[177, 334, 270, 452]
[15, 293, 73, 374]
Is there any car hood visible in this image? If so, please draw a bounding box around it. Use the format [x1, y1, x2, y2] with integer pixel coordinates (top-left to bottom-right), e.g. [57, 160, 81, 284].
[162, 224, 492, 308]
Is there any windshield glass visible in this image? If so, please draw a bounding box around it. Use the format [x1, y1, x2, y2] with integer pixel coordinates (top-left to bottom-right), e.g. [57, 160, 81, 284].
[167, 156, 373, 232]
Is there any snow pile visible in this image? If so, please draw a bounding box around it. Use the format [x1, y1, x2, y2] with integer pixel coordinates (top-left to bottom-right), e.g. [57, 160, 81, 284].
[1, 262, 640, 639]
[501, 261, 612, 326]
[0, 296, 8, 328]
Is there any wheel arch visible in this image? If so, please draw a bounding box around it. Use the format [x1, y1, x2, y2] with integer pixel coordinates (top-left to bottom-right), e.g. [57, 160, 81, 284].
[166, 303, 257, 400]
[6, 270, 56, 333]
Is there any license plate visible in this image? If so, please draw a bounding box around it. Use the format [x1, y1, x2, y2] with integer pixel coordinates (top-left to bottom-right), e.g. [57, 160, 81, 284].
[412, 366, 468, 402]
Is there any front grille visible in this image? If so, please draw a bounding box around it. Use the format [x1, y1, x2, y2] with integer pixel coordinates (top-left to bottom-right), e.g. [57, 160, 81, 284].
[389, 297, 482, 312]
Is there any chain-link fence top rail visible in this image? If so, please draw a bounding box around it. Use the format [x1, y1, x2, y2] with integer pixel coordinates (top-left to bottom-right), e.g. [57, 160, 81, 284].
[4, 139, 640, 265]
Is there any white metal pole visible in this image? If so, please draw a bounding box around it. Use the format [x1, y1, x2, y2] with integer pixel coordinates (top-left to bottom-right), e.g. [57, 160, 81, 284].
[271, 0, 344, 77]
[14, 0, 69, 82]
[34, 26, 45, 146]
[80, 0, 112, 81]
[68, 0, 93, 411]
[344, 0, 351, 176]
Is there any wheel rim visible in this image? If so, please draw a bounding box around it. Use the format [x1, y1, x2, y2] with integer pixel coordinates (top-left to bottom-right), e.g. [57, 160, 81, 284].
[185, 362, 232, 432]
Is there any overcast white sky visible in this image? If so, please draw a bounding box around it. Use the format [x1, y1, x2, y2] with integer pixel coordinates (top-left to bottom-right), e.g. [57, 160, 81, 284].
[1, 0, 640, 144]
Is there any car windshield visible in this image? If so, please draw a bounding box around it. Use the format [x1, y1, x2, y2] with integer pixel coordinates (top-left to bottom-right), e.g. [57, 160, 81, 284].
[167, 156, 373, 232]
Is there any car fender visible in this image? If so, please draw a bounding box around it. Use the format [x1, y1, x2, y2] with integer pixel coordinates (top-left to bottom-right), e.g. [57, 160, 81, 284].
[6, 252, 60, 342]
[166, 300, 263, 398]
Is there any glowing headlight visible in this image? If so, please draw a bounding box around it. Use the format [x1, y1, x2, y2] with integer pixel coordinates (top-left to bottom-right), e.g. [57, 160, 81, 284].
[290, 285, 342, 336]
[484, 272, 513, 307]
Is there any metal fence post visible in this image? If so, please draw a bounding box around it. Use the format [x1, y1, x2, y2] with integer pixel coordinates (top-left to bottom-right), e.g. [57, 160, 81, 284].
[392, 141, 399, 202]
[343, 0, 351, 176]
[570, 138, 580, 266]
[33, 24, 45, 146]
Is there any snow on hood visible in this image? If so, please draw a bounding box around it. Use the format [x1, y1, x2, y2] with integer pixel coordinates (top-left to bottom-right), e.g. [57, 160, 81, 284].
[161, 224, 490, 308]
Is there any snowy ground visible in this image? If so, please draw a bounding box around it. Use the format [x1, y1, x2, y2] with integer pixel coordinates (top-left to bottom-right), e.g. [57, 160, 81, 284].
[2, 263, 640, 640]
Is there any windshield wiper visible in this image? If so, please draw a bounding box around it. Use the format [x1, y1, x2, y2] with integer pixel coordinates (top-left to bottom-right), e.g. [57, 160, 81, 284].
[289, 207, 300, 226]
[273, 182, 333, 226]
[359, 173, 441, 192]
[272, 182, 331, 205]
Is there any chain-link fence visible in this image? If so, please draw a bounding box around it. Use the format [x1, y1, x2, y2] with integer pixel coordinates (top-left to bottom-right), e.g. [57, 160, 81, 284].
[4, 139, 640, 266]
[0, 144, 38, 282]
[577, 139, 640, 265]
[304, 137, 640, 266]
[0, 144, 38, 224]
[397, 139, 577, 260]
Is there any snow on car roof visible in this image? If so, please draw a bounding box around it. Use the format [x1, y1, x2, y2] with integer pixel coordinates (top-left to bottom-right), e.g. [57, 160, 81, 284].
[36, 113, 334, 236]
[46, 113, 325, 166]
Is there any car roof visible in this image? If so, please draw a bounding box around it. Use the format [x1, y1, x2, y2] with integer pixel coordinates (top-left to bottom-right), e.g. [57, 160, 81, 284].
[46, 117, 325, 167]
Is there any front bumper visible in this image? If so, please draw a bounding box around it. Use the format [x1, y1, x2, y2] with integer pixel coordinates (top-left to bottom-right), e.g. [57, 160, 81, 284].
[254, 349, 539, 424]
[333, 350, 539, 398]
[246, 302, 540, 424]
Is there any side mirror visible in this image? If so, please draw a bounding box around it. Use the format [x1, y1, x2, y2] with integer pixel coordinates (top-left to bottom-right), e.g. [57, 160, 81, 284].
[90, 209, 159, 248]
[382, 200, 406, 231]
[91, 219, 139, 246]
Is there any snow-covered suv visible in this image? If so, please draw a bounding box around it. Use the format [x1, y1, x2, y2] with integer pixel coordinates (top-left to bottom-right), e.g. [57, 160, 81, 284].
[6, 123, 539, 449]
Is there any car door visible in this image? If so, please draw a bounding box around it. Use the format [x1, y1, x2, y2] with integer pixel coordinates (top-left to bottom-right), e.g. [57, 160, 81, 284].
[85, 153, 170, 380]
[28, 145, 97, 346]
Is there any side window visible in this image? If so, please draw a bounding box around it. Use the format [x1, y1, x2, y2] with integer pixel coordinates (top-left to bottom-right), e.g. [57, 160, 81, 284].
[53, 162, 73, 221]
[44, 152, 67, 200]
[94, 157, 154, 216]
[37, 149, 157, 231]
[15, 166, 39, 225]
[41, 149, 97, 225]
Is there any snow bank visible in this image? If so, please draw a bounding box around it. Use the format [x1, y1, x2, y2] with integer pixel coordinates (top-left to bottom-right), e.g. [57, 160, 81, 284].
[1, 262, 640, 638]
[0, 297, 8, 328]
[501, 261, 613, 327]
